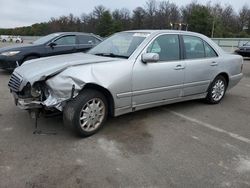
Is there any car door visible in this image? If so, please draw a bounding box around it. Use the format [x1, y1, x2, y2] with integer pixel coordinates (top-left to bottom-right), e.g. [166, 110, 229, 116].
[46, 35, 77, 56]
[181, 35, 219, 96]
[132, 34, 185, 110]
[77, 35, 97, 52]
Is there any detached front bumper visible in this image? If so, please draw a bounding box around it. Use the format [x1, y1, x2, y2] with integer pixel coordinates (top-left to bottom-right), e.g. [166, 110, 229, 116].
[12, 93, 42, 110]
[9, 70, 83, 112]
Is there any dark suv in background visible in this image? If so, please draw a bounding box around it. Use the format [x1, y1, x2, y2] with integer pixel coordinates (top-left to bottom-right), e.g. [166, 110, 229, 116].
[235, 41, 250, 57]
[0, 32, 102, 70]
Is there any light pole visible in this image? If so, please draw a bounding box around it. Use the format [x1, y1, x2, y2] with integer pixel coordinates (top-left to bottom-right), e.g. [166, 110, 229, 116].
[170, 23, 173, 30]
[211, 17, 215, 38]
[179, 23, 182, 30]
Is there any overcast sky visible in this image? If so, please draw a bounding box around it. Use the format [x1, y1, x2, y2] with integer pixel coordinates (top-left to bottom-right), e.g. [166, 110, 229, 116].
[0, 0, 249, 28]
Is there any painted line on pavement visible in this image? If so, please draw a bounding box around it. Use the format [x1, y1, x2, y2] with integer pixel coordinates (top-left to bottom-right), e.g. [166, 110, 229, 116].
[167, 109, 250, 144]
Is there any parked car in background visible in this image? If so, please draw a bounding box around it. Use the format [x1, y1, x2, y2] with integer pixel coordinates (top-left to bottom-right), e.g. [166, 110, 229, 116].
[0, 35, 11, 42]
[0, 32, 102, 70]
[12, 36, 23, 43]
[235, 41, 250, 57]
[0, 35, 23, 43]
[8, 30, 243, 137]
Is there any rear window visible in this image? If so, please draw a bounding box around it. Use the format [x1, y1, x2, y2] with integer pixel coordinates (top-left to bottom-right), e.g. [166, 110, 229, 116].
[183, 35, 205, 59]
[54, 35, 76, 45]
[204, 41, 218, 57]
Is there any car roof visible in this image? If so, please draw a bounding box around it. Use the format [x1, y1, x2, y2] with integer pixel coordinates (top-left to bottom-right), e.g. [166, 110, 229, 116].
[53, 32, 99, 37]
[124, 29, 201, 36]
[52, 32, 102, 40]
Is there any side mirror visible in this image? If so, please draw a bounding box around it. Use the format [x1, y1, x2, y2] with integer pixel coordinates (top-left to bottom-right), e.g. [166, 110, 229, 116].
[141, 53, 159, 63]
[48, 42, 57, 48]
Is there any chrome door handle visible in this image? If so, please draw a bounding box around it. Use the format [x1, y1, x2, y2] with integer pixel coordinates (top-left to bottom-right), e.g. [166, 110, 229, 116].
[210, 62, 218, 66]
[174, 65, 185, 70]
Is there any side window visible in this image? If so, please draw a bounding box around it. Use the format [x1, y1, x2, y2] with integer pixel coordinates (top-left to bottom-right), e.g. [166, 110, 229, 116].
[54, 35, 76, 45]
[78, 35, 95, 44]
[148, 41, 161, 53]
[183, 36, 205, 59]
[147, 34, 180, 61]
[204, 41, 218, 57]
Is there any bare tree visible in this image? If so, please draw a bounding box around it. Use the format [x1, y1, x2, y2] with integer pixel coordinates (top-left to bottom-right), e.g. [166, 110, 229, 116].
[239, 5, 250, 31]
[132, 7, 146, 29]
[93, 5, 106, 19]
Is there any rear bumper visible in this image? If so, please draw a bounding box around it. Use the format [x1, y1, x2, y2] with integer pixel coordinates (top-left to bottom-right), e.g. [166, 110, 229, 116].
[228, 73, 243, 90]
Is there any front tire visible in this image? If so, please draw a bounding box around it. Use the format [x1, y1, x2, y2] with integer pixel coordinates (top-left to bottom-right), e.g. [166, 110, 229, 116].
[63, 89, 108, 137]
[206, 75, 227, 104]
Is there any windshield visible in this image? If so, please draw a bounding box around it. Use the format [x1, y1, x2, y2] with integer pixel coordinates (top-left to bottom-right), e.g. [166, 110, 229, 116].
[88, 32, 150, 58]
[32, 33, 61, 45]
[244, 41, 250, 46]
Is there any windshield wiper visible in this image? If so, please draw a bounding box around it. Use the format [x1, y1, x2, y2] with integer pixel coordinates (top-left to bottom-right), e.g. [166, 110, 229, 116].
[94, 53, 128, 59]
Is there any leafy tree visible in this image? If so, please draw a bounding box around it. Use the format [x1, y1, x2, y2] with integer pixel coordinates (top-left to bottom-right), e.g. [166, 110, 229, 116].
[97, 11, 113, 37]
[182, 3, 212, 36]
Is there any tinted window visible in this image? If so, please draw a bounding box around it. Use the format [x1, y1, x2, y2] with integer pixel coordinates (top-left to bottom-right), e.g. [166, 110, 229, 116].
[79, 35, 93, 44]
[147, 34, 180, 61]
[183, 36, 205, 59]
[54, 35, 76, 45]
[204, 41, 217, 57]
[33, 33, 61, 44]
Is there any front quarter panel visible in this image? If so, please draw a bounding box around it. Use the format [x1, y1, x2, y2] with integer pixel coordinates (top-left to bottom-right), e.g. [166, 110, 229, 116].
[45, 59, 134, 110]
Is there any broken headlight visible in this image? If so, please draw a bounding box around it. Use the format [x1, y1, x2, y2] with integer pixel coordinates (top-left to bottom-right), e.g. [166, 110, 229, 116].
[30, 83, 42, 98]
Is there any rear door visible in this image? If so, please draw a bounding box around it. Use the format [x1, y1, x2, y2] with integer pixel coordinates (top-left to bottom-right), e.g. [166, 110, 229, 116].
[46, 35, 77, 56]
[181, 35, 219, 96]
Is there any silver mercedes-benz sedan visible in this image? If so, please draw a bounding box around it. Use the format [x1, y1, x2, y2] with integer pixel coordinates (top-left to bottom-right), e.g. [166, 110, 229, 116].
[8, 30, 243, 137]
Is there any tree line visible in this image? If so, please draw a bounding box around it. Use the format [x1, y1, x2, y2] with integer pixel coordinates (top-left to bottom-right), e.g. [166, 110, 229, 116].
[0, 0, 250, 38]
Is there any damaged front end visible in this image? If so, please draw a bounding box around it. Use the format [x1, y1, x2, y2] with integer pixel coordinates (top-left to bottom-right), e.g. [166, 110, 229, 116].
[8, 71, 83, 112]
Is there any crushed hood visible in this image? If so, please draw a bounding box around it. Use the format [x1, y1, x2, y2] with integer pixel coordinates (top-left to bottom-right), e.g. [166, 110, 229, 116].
[14, 52, 120, 85]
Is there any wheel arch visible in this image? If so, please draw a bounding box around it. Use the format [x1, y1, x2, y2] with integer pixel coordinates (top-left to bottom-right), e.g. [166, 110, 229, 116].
[81, 83, 115, 117]
[216, 72, 229, 86]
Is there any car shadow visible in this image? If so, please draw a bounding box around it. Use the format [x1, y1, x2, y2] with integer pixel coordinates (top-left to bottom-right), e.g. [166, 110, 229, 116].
[36, 99, 204, 139]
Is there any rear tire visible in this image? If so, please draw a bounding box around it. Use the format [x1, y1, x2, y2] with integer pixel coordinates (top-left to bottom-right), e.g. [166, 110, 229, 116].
[63, 89, 108, 137]
[205, 75, 227, 104]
